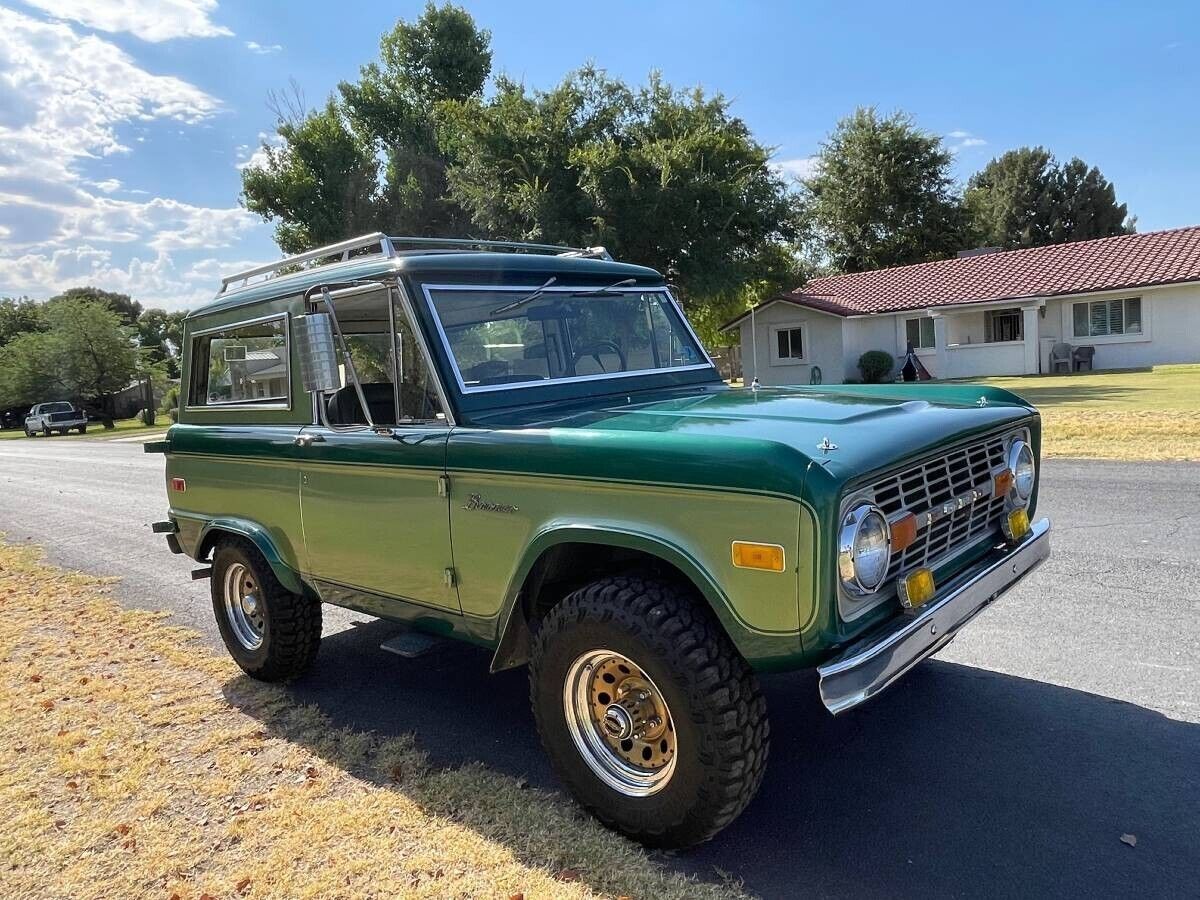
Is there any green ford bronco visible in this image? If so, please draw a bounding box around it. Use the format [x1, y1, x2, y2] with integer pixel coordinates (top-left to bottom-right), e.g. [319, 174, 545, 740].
[149, 233, 1050, 847]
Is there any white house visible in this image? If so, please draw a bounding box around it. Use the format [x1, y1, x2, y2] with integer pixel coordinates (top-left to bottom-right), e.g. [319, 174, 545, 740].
[722, 226, 1200, 384]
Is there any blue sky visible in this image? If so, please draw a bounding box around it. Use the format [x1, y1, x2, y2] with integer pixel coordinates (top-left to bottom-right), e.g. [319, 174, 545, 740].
[0, 0, 1196, 309]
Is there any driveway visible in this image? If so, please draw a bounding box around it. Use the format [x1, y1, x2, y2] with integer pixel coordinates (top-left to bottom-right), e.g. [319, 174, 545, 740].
[0, 440, 1196, 898]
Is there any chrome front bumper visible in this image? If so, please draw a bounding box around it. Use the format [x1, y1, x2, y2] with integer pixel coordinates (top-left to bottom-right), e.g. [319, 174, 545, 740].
[817, 517, 1051, 715]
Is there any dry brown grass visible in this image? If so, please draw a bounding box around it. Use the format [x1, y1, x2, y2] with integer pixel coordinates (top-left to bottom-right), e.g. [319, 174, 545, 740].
[1038, 409, 1200, 460]
[0, 542, 746, 900]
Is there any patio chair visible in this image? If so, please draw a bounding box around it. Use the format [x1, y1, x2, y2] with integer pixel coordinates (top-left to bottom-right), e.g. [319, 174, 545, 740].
[1049, 341, 1073, 373]
[1073, 345, 1095, 372]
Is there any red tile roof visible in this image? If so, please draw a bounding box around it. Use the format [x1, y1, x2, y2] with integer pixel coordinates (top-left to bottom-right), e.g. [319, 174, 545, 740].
[723, 225, 1200, 328]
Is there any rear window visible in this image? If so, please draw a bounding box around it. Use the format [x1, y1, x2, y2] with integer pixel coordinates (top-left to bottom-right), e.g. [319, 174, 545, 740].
[188, 316, 289, 407]
[43, 402, 74, 413]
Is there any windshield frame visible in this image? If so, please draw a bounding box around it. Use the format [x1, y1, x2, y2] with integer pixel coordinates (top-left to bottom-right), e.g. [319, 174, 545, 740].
[419, 282, 717, 396]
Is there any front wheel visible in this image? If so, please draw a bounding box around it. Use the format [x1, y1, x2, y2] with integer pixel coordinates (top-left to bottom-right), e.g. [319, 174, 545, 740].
[23, 428, 33, 437]
[41, 425, 52, 437]
[210, 538, 321, 681]
[530, 576, 769, 848]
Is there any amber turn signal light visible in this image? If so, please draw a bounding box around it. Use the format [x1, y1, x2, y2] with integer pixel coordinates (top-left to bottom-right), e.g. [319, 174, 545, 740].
[731, 541, 786, 572]
[992, 469, 1014, 499]
[898, 567, 936, 609]
[889, 512, 919, 553]
[1002, 507, 1031, 542]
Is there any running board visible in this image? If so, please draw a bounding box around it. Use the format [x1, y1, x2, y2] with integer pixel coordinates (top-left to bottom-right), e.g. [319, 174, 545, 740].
[379, 630, 447, 659]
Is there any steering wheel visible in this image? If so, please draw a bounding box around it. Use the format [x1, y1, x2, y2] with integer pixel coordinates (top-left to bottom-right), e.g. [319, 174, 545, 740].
[572, 340, 627, 374]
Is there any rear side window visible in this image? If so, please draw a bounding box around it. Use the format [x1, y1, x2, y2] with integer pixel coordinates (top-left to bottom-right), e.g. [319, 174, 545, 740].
[188, 315, 289, 407]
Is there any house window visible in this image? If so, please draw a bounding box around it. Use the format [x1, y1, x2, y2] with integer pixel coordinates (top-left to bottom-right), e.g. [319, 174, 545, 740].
[985, 308, 1023, 342]
[773, 325, 806, 362]
[188, 315, 289, 407]
[1072, 297, 1142, 338]
[905, 317, 935, 350]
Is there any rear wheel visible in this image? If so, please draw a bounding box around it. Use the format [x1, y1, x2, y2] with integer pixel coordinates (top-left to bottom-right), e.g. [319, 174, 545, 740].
[530, 575, 769, 848]
[23, 427, 33, 437]
[41, 425, 51, 437]
[210, 538, 321, 681]
[76, 424, 87, 434]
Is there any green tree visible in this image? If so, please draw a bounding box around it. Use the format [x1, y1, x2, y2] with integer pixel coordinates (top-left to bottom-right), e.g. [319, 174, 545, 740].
[241, 100, 386, 253]
[52, 286, 143, 325]
[136, 308, 188, 378]
[242, 3, 491, 251]
[965, 147, 1133, 249]
[442, 68, 801, 334]
[0, 297, 47, 348]
[803, 107, 971, 272]
[0, 298, 142, 413]
[1051, 156, 1133, 243]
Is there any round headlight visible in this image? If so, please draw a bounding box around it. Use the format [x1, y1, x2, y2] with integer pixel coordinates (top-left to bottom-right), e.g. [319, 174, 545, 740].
[1008, 439, 1035, 502]
[838, 503, 891, 595]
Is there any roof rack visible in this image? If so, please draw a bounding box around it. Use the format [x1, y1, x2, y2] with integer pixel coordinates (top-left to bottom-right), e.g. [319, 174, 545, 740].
[219, 232, 612, 294]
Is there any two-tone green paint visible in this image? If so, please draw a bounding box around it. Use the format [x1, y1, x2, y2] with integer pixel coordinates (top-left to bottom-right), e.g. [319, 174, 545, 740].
[160, 252, 1041, 675]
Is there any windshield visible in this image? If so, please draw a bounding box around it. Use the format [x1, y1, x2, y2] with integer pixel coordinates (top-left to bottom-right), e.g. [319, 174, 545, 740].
[424, 286, 709, 392]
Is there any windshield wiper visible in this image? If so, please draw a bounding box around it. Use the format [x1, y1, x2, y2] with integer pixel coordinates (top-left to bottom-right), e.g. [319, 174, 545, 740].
[572, 278, 637, 297]
[491, 276, 557, 315]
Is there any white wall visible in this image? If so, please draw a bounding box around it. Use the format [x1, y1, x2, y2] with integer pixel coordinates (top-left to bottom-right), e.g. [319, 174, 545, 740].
[1040, 283, 1200, 370]
[942, 341, 1026, 378]
[843, 314, 902, 380]
[738, 302, 845, 386]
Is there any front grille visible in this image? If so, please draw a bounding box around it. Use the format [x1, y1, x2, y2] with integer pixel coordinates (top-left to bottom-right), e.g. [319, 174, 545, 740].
[860, 431, 1013, 584]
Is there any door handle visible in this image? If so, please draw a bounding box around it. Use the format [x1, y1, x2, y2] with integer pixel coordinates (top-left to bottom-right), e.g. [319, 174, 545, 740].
[293, 434, 326, 448]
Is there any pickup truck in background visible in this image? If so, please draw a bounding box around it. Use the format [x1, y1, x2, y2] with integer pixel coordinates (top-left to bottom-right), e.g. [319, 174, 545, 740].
[24, 402, 88, 436]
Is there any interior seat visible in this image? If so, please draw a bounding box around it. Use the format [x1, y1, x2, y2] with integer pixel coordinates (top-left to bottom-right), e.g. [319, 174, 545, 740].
[326, 383, 396, 425]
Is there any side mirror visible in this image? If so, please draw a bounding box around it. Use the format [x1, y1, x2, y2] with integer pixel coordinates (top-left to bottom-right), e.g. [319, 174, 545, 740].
[294, 313, 340, 393]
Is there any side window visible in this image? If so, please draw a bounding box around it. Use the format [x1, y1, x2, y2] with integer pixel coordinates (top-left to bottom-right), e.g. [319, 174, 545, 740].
[188, 316, 289, 407]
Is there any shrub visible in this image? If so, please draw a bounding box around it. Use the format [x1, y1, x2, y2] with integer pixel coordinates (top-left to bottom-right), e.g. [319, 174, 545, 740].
[858, 350, 895, 383]
[159, 385, 180, 424]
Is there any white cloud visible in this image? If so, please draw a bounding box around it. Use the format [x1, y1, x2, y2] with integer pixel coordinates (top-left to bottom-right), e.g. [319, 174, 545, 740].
[772, 156, 820, 181]
[0, 8, 261, 309]
[20, 0, 232, 42]
[236, 132, 283, 171]
[245, 40, 282, 55]
[947, 130, 987, 153]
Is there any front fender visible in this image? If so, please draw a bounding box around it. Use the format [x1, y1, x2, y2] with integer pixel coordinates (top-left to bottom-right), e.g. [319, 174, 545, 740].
[490, 523, 804, 673]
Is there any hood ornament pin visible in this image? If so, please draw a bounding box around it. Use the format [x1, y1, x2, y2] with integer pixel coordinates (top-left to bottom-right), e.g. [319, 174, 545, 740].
[976, 396, 989, 407]
[817, 437, 838, 454]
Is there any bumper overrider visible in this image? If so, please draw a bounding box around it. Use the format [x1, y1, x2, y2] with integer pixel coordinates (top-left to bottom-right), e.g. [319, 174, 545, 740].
[817, 517, 1051, 715]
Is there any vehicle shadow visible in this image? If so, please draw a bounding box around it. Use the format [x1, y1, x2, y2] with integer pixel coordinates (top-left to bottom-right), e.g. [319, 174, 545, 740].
[228, 618, 1199, 900]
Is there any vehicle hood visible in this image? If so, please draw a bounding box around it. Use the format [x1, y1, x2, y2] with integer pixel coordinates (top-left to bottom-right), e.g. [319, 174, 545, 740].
[469, 383, 1038, 500]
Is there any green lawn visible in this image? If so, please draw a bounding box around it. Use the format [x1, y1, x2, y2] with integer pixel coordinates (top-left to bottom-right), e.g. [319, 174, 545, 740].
[959, 364, 1200, 460]
[0, 417, 169, 442]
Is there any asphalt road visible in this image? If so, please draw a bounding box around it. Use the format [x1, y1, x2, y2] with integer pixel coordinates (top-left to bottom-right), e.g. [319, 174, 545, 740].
[1, 439, 1197, 898]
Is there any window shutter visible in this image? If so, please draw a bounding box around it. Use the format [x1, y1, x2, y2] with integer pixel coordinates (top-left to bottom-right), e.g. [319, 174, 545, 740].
[1108, 298, 1124, 334]
[1090, 302, 1109, 336]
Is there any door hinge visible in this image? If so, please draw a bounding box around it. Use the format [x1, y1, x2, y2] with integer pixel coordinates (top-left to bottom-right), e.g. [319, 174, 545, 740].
[438, 474, 451, 497]
[443, 567, 457, 588]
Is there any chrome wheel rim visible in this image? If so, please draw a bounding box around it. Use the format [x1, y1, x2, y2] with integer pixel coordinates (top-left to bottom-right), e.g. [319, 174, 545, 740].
[563, 649, 677, 797]
[222, 562, 265, 650]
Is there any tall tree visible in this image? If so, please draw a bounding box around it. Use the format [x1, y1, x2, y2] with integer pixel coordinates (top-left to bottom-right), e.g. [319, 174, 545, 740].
[1051, 156, 1133, 243]
[965, 147, 1132, 249]
[136, 308, 188, 378]
[803, 108, 971, 272]
[242, 2, 491, 252]
[0, 298, 141, 412]
[442, 68, 801, 331]
[52, 286, 142, 325]
[0, 297, 47, 348]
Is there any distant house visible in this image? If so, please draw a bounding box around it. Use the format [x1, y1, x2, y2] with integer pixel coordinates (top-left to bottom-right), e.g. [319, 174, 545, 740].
[721, 226, 1200, 384]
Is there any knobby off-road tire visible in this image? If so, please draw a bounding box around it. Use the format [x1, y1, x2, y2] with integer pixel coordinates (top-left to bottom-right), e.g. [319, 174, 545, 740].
[210, 538, 321, 682]
[530, 575, 769, 848]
